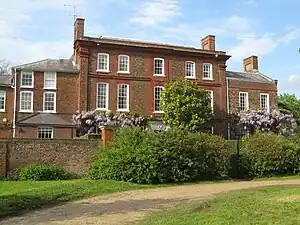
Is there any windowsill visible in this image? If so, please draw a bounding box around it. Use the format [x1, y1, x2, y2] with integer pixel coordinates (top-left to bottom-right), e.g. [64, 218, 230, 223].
[96, 70, 110, 73]
[0, 110, 5, 113]
[202, 78, 213, 81]
[96, 108, 108, 111]
[186, 76, 196, 79]
[154, 111, 164, 114]
[43, 87, 56, 90]
[42, 111, 57, 113]
[19, 110, 33, 113]
[117, 109, 130, 113]
[20, 86, 34, 89]
[153, 74, 165, 77]
[117, 71, 130, 74]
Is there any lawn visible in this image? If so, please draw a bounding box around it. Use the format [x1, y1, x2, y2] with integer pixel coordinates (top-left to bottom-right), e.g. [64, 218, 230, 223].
[0, 179, 150, 218]
[138, 185, 300, 225]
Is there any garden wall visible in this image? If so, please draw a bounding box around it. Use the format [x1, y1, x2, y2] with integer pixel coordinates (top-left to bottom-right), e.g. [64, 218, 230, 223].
[0, 139, 101, 176]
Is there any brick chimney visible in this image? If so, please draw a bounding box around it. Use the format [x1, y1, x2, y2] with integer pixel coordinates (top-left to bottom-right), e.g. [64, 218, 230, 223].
[201, 35, 215, 51]
[243, 56, 258, 72]
[74, 18, 85, 42]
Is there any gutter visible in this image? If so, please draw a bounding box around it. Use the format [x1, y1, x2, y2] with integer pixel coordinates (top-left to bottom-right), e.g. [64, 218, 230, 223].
[226, 77, 230, 140]
[12, 68, 17, 138]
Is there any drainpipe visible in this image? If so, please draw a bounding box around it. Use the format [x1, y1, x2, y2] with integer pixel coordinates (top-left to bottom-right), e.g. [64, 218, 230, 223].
[226, 77, 230, 140]
[12, 68, 17, 138]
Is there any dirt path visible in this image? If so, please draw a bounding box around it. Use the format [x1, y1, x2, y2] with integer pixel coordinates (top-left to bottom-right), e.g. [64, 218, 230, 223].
[1, 179, 300, 225]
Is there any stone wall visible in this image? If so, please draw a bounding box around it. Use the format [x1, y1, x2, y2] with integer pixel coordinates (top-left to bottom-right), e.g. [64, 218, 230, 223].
[0, 138, 101, 177]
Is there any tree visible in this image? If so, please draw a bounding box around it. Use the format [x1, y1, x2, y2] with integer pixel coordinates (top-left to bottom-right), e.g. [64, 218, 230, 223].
[0, 59, 10, 76]
[278, 93, 300, 124]
[161, 80, 212, 132]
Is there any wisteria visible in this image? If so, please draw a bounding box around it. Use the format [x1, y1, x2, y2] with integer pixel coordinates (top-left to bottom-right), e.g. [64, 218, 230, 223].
[72, 110, 148, 137]
[239, 110, 297, 136]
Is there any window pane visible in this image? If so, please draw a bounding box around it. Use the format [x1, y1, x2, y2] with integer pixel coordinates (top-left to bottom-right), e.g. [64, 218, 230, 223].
[203, 63, 212, 79]
[98, 54, 108, 71]
[260, 94, 269, 111]
[44, 92, 55, 111]
[20, 92, 32, 111]
[239, 93, 248, 111]
[97, 83, 108, 109]
[154, 87, 163, 111]
[118, 84, 128, 110]
[44, 72, 56, 89]
[21, 72, 33, 87]
[0, 91, 5, 110]
[119, 55, 129, 72]
[38, 127, 53, 139]
[186, 62, 195, 77]
[154, 59, 163, 75]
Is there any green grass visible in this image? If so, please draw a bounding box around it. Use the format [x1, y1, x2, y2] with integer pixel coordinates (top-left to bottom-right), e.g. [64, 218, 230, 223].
[0, 180, 150, 218]
[138, 185, 300, 225]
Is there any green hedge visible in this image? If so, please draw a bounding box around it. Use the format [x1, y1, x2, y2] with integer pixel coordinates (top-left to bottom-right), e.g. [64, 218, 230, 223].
[90, 128, 230, 184]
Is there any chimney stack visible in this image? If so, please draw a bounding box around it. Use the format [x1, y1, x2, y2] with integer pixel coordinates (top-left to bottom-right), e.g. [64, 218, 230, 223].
[74, 18, 85, 42]
[201, 35, 215, 51]
[243, 56, 258, 72]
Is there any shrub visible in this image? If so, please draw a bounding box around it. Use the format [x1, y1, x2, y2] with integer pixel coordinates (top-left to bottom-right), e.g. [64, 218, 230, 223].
[18, 164, 68, 181]
[240, 132, 300, 177]
[90, 127, 230, 184]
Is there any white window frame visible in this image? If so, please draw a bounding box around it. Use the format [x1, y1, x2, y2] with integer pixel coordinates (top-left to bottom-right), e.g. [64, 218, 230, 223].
[118, 55, 130, 74]
[203, 63, 213, 80]
[44, 72, 57, 90]
[20, 91, 33, 112]
[117, 84, 129, 112]
[37, 127, 53, 139]
[97, 53, 109, 72]
[207, 90, 214, 112]
[20, 71, 34, 88]
[239, 92, 249, 111]
[0, 90, 6, 112]
[43, 92, 56, 113]
[153, 58, 165, 76]
[96, 82, 109, 110]
[154, 86, 164, 113]
[185, 61, 196, 79]
[260, 93, 270, 113]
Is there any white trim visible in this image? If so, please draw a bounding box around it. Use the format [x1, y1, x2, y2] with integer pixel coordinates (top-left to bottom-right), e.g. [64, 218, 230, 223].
[185, 61, 196, 79]
[0, 90, 6, 112]
[20, 91, 33, 112]
[203, 63, 213, 80]
[239, 92, 249, 111]
[154, 86, 164, 113]
[20, 71, 34, 88]
[43, 91, 56, 113]
[117, 83, 130, 112]
[153, 58, 165, 76]
[96, 82, 109, 111]
[37, 127, 53, 139]
[118, 55, 130, 73]
[97, 53, 110, 72]
[260, 93, 270, 113]
[44, 71, 57, 90]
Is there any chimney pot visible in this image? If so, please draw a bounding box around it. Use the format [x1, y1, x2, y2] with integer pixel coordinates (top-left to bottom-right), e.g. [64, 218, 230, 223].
[201, 35, 215, 51]
[243, 55, 258, 72]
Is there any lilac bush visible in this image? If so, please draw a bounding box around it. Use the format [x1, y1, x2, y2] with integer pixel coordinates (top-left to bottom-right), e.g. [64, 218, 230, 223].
[72, 110, 148, 137]
[239, 110, 297, 136]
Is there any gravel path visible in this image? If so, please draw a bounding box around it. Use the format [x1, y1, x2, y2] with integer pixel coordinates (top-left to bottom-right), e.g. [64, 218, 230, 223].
[1, 179, 300, 225]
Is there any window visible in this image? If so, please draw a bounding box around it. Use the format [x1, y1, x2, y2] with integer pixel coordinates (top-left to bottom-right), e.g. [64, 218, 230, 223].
[186, 61, 196, 78]
[117, 84, 129, 111]
[260, 93, 270, 112]
[239, 92, 249, 111]
[43, 92, 56, 112]
[37, 127, 53, 139]
[118, 55, 130, 73]
[20, 91, 33, 112]
[96, 83, 109, 110]
[154, 58, 164, 76]
[21, 71, 34, 88]
[154, 86, 164, 112]
[207, 90, 214, 112]
[44, 72, 57, 89]
[97, 53, 109, 72]
[203, 63, 212, 80]
[0, 90, 5, 112]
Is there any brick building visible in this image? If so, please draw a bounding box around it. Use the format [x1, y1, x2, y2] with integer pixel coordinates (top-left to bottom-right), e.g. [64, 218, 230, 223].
[0, 18, 277, 139]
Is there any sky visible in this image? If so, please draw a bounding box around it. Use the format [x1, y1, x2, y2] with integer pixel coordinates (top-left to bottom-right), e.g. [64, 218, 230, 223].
[1, 0, 300, 96]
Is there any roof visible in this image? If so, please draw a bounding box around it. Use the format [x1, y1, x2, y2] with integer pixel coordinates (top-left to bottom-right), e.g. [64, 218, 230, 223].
[226, 71, 275, 84]
[0, 75, 13, 86]
[13, 59, 79, 73]
[18, 113, 75, 126]
[79, 36, 230, 58]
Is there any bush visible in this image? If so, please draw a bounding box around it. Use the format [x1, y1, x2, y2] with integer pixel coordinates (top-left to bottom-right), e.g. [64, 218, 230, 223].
[90, 128, 230, 184]
[18, 164, 68, 181]
[240, 132, 300, 177]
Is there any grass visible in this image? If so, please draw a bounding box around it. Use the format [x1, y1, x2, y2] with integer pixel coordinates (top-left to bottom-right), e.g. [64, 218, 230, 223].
[0, 179, 150, 218]
[138, 185, 300, 225]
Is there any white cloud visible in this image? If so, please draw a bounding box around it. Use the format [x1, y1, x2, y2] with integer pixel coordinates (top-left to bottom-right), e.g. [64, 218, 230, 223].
[130, 0, 181, 26]
[279, 28, 300, 46]
[280, 74, 300, 90]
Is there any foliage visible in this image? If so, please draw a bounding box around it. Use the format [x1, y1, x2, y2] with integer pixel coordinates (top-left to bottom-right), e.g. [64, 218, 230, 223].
[18, 164, 69, 181]
[90, 127, 230, 184]
[0, 180, 148, 217]
[161, 80, 212, 132]
[0, 58, 10, 76]
[239, 110, 297, 136]
[240, 132, 300, 177]
[72, 110, 148, 137]
[278, 93, 300, 124]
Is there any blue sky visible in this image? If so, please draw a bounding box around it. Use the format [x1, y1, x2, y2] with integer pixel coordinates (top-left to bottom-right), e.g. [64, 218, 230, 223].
[1, 0, 300, 96]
